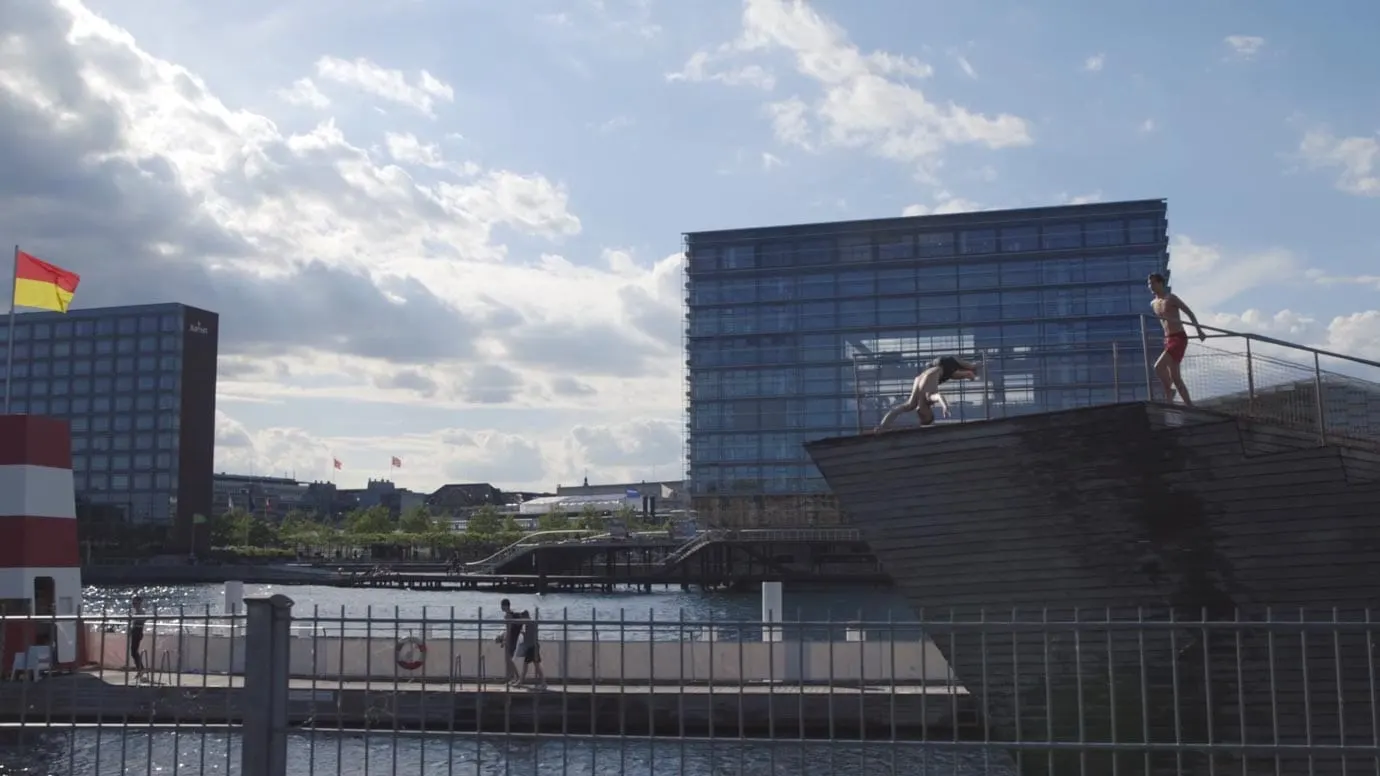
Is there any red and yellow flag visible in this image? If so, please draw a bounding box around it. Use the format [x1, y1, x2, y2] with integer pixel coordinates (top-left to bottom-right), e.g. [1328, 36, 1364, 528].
[13, 251, 81, 313]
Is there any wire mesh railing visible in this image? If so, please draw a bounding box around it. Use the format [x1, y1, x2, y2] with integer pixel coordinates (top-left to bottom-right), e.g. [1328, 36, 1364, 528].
[4, 604, 1379, 774]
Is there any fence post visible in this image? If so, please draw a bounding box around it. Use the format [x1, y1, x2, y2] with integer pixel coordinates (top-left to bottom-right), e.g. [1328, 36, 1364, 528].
[1313, 351, 1328, 445]
[1139, 315, 1153, 401]
[1245, 338, 1256, 416]
[1112, 342, 1120, 400]
[242, 594, 294, 776]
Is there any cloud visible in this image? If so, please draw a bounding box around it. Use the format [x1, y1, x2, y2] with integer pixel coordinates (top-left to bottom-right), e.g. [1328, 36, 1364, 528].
[1298, 129, 1380, 197]
[669, 0, 1031, 179]
[277, 78, 331, 109]
[1, 0, 690, 487]
[313, 56, 454, 117]
[955, 55, 977, 80]
[1139, 119, 1157, 134]
[761, 151, 783, 170]
[1084, 54, 1105, 73]
[1223, 35, 1266, 59]
[1169, 235, 1299, 311]
[902, 191, 980, 216]
[666, 50, 777, 90]
[1060, 191, 1103, 205]
[1306, 269, 1380, 292]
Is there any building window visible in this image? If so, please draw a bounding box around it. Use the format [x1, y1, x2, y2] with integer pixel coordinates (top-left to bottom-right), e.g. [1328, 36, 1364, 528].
[89, 473, 108, 491]
[838, 236, 872, 263]
[916, 265, 957, 292]
[114, 416, 133, 432]
[138, 336, 158, 353]
[9, 400, 26, 414]
[958, 263, 1000, 291]
[133, 474, 151, 490]
[72, 436, 88, 453]
[111, 474, 130, 490]
[1042, 223, 1082, 250]
[721, 245, 756, 270]
[115, 396, 133, 412]
[1001, 291, 1040, 319]
[94, 358, 113, 375]
[51, 379, 69, 395]
[136, 414, 156, 431]
[31, 361, 48, 378]
[96, 339, 114, 355]
[1128, 218, 1159, 244]
[73, 360, 92, 377]
[71, 397, 89, 413]
[960, 229, 996, 255]
[91, 416, 110, 433]
[32, 323, 51, 340]
[1084, 220, 1125, 247]
[117, 357, 136, 373]
[159, 355, 180, 371]
[918, 295, 959, 324]
[91, 455, 109, 471]
[113, 435, 131, 451]
[55, 321, 73, 338]
[12, 343, 29, 360]
[878, 296, 918, 326]
[1000, 260, 1041, 288]
[798, 274, 836, 300]
[138, 356, 157, 371]
[117, 318, 137, 335]
[112, 454, 131, 471]
[838, 271, 875, 297]
[30, 399, 48, 415]
[156, 452, 172, 469]
[917, 232, 955, 258]
[94, 377, 111, 393]
[32, 342, 51, 358]
[157, 434, 175, 450]
[158, 374, 178, 390]
[91, 435, 110, 451]
[30, 380, 49, 395]
[961, 292, 1001, 323]
[53, 360, 70, 377]
[51, 398, 69, 414]
[136, 434, 154, 450]
[74, 340, 92, 356]
[14, 324, 30, 340]
[999, 226, 1038, 252]
[92, 397, 111, 413]
[160, 313, 181, 333]
[116, 338, 135, 354]
[75, 320, 95, 336]
[878, 234, 914, 261]
[160, 335, 180, 351]
[72, 455, 87, 471]
[139, 315, 159, 334]
[877, 268, 917, 294]
[839, 299, 876, 328]
[136, 395, 154, 411]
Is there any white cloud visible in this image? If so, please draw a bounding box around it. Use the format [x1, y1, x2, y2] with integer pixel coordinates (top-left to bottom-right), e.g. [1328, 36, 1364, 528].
[1084, 54, 1105, 73]
[1298, 129, 1380, 197]
[1169, 235, 1299, 311]
[1223, 35, 1266, 59]
[1139, 118, 1157, 134]
[277, 78, 330, 109]
[1061, 191, 1103, 205]
[669, 0, 1031, 179]
[0, 0, 689, 489]
[955, 55, 977, 79]
[666, 50, 777, 90]
[313, 56, 455, 117]
[1306, 269, 1380, 291]
[761, 151, 783, 169]
[901, 191, 981, 216]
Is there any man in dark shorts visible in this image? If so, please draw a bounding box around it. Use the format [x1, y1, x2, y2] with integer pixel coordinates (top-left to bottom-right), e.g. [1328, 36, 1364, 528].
[497, 598, 523, 684]
[515, 610, 546, 689]
[1147, 273, 1206, 406]
[874, 355, 979, 432]
[129, 595, 147, 683]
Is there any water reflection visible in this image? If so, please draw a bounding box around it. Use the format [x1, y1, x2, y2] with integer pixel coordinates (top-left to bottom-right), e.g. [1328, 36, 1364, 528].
[0, 729, 1018, 776]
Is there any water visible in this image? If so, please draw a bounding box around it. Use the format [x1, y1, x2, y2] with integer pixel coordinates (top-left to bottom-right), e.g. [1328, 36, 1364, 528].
[0, 729, 1017, 775]
[0, 584, 1012, 775]
[78, 584, 929, 641]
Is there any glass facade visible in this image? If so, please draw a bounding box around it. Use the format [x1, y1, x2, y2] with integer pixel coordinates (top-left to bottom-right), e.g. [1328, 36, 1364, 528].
[0, 305, 188, 523]
[684, 200, 1171, 497]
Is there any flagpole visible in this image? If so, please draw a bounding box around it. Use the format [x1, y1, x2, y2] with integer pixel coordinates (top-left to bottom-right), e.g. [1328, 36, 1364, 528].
[4, 246, 17, 414]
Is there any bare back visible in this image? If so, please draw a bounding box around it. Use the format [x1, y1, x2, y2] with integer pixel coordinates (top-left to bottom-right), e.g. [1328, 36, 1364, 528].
[1151, 294, 1185, 335]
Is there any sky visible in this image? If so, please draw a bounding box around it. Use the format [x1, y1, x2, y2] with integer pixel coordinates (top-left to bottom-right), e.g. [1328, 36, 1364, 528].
[1, 0, 1377, 494]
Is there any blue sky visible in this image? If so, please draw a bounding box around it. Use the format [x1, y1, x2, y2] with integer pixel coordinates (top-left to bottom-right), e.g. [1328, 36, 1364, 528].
[3, 0, 1378, 491]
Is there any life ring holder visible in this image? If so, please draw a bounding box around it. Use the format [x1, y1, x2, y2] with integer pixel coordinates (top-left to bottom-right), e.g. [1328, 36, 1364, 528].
[395, 636, 426, 671]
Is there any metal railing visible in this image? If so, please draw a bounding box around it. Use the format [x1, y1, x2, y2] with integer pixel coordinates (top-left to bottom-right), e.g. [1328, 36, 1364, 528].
[849, 318, 1380, 443]
[4, 605, 1379, 774]
[464, 530, 599, 573]
[1136, 316, 1380, 444]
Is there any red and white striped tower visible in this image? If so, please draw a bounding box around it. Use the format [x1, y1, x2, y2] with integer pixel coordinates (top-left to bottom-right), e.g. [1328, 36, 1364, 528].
[0, 414, 83, 670]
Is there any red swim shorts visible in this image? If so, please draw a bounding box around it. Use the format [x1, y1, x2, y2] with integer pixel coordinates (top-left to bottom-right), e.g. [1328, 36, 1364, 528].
[1163, 332, 1188, 364]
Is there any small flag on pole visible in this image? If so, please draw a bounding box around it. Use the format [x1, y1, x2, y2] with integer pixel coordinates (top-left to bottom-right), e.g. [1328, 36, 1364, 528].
[333, 458, 343, 471]
[13, 250, 81, 313]
[391, 456, 402, 468]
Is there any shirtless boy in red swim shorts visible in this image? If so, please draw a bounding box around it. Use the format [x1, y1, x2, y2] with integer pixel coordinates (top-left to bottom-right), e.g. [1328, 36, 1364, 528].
[1147, 273, 1206, 406]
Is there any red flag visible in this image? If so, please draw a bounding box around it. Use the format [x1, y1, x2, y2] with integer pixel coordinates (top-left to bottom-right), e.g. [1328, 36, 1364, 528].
[391, 456, 402, 468]
[333, 458, 342, 470]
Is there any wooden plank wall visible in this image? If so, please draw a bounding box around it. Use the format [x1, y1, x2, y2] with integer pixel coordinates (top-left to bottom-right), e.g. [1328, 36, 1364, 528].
[806, 402, 1380, 776]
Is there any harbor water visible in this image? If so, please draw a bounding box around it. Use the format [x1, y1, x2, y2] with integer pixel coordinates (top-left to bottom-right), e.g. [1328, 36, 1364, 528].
[2, 583, 1017, 775]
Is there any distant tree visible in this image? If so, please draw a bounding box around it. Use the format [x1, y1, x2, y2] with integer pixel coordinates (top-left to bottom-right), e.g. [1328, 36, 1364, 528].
[500, 515, 524, 535]
[537, 506, 570, 531]
[212, 508, 279, 547]
[344, 506, 393, 535]
[576, 504, 603, 531]
[613, 504, 642, 531]
[399, 505, 438, 533]
[466, 505, 503, 536]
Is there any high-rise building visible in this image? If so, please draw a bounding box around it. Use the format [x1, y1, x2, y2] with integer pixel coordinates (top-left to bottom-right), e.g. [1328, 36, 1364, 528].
[683, 200, 1170, 524]
[0, 303, 219, 552]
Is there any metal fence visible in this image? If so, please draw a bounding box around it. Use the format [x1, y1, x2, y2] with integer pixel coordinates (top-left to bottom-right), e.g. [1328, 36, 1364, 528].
[3, 603, 1379, 775]
[850, 317, 1380, 442]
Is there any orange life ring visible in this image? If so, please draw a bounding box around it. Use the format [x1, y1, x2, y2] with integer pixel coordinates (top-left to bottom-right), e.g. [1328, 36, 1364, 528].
[395, 636, 426, 671]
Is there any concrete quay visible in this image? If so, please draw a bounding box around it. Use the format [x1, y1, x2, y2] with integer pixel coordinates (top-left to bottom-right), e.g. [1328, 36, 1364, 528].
[0, 672, 979, 740]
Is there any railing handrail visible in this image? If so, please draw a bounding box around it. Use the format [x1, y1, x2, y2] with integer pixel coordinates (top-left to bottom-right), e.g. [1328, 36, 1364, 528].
[1138, 314, 1380, 371]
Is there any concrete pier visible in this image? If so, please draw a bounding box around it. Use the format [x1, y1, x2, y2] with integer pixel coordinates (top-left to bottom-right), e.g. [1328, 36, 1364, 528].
[0, 672, 978, 740]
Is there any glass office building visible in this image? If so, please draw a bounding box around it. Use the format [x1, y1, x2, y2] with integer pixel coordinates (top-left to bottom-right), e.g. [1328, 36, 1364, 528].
[683, 199, 1170, 515]
[0, 303, 219, 552]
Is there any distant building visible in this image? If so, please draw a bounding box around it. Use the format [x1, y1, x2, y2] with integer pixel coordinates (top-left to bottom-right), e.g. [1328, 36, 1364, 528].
[337, 478, 426, 521]
[211, 473, 335, 521]
[425, 483, 545, 517]
[0, 303, 219, 552]
[684, 200, 1170, 525]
